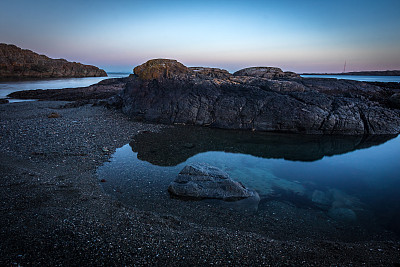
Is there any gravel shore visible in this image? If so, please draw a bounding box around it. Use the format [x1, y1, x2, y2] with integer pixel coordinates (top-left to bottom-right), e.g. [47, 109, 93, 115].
[1, 101, 399, 266]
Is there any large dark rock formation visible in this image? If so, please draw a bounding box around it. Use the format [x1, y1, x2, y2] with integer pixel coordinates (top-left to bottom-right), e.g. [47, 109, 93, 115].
[168, 163, 260, 201]
[119, 59, 400, 135]
[0, 43, 107, 80]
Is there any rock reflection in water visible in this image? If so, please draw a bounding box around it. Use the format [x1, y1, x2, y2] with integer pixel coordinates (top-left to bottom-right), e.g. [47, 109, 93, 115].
[98, 126, 400, 240]
[130, 126, 396, 166]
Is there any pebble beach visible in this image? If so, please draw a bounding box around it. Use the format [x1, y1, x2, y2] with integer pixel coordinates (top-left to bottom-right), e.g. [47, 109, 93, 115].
[1, 101, 399, 266]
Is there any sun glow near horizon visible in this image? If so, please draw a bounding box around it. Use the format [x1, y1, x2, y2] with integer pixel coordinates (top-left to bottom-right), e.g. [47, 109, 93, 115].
[1, 0, 399, 73]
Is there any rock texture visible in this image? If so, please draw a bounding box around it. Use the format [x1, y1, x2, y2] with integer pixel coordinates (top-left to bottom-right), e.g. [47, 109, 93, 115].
[0, 43, 107, 80]
[234, 67, 299, 79]
[189, 67, 232, 79]
[168, 163, 259, 201]
[119, 59, 400, 135]
[133, 59, 189, 80]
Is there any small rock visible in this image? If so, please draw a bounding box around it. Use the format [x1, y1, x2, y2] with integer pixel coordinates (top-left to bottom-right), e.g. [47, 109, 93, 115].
[0, 99, 9, 104]
[48, 112, 60, 118]
[183, 143, 194, 149]
[100, 179, 107, 183]
[311, 190, 331, 206]
[168, 163, 259, 201]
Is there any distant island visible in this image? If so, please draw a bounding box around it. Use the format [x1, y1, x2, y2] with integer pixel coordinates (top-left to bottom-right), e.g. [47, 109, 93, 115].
[0, 43, 107, 80]
[302, 70, 400, 76]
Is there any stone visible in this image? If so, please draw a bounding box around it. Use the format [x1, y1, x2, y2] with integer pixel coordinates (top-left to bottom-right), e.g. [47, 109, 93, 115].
[233, 67, 300, 79]
[48, 112, 60, 118]
[189, 67, 232, 79]
[311, 190, 331, 206]
[389, 93, 400, 109]
[328, 208, 357, 222]
[119, 59, 400, 135]
[133, 59, 190, 80]
[168, 163, 259, 201]
[0, 99, 9, 104]
[0, 43, 107, 80]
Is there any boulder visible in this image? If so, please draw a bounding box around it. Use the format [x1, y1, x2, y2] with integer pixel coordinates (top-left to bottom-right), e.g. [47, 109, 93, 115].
[133, 59, 190, 80]
[168, 163, 259, 201]
[389, 93, 400, 109]
[0, 43, 107, 80]
[233, 67, 300, 79]
[189, 67, 232, 79]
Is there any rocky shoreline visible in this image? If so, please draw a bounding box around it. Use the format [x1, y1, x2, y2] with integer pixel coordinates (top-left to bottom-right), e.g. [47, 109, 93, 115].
[1, 101, 399, 266]
[8, 59, 400, 136]
[0, 43, 107, 80]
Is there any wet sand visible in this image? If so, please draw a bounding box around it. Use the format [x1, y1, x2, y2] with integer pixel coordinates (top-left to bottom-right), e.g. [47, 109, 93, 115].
[0, 101, 399, 266]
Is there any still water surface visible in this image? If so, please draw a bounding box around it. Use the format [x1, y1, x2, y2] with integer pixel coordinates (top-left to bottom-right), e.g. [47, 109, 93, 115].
[301, 74, 400, 82]
[97, 127, 400, 241]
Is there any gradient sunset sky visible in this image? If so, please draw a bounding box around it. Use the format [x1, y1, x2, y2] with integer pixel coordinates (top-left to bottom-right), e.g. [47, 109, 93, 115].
[1, 0, 399, 73]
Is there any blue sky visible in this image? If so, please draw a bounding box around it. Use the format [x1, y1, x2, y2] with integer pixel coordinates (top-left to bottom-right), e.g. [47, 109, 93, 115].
[1, 0, 399, 73]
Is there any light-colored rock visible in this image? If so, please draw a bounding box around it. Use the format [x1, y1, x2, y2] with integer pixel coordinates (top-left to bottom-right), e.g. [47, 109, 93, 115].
[168, 163, 260, 201]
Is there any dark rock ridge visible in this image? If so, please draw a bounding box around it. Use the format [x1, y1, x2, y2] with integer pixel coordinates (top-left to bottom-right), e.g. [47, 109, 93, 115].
[0, 43, 107, 80]
[119, 59, 400, 135]
[168, 163, 260, 201]
[130, 126, 396, 166]
[8, 77, 128, 101]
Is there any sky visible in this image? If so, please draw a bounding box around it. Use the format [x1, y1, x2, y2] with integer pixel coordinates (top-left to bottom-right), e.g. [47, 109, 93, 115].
[1, 0, 400, 73]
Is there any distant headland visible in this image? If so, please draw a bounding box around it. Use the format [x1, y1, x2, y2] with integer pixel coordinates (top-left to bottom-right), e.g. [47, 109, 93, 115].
[0, 43, 107, 81]
[301, 70, 400, 76]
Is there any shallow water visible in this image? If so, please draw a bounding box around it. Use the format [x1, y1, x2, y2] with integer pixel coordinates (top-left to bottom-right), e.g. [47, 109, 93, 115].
[0, 72, 130, 101]
[97, 127, 400, 241]
[301, 74, 400, 82]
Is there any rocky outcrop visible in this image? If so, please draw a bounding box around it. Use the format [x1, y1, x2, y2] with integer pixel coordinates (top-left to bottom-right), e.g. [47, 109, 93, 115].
[168, 163, 259, 201]
[0, 43, 107, 80]
[234, 67, 299, 79]
[8, 77, 128, 101]
[133, 59, 189, 80]
[189, 67, 232, 79]
[119, 59, 400, 135]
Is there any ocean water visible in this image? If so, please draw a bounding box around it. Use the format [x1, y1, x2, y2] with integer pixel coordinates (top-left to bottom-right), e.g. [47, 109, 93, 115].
[301, 74, 400, 82]
[97, 127, 400, 241]
[0, 72, 131, 102]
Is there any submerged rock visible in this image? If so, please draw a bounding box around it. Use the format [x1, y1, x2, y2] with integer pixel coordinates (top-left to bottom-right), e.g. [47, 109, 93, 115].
[328, 208, 357, 222]
[168, 163, 260, 201]
[119, 59, 400, 135]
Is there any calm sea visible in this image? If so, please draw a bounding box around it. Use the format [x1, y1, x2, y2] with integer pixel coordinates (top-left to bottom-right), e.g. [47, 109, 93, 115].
[301, 74, 400, 82]
[0, 72, 130, 102]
